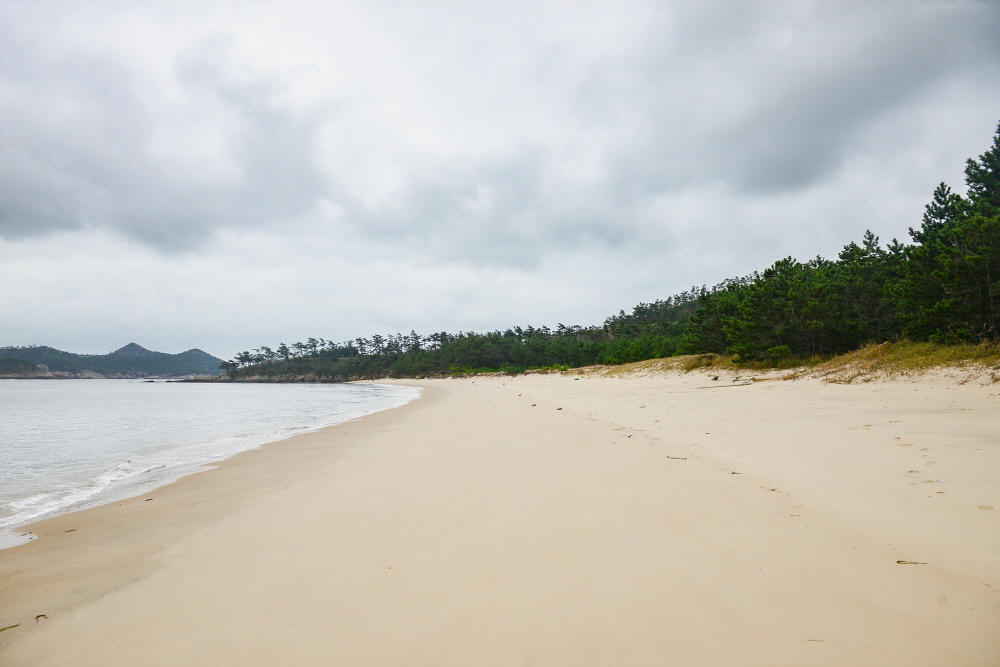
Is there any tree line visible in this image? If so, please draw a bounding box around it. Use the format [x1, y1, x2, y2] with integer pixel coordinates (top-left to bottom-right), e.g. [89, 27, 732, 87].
[219, 300, 697, 380]
[222, 122, 1000, 380]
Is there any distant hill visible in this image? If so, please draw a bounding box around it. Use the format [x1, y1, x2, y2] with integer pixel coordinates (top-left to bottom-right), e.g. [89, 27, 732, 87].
[0, 343, 224, 378]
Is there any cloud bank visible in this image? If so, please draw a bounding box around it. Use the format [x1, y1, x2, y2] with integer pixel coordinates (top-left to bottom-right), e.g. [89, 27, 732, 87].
[1, 1, 998, 356]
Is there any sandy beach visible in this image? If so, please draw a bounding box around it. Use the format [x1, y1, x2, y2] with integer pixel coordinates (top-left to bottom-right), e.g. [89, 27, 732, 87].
[1, 368, 997, 665]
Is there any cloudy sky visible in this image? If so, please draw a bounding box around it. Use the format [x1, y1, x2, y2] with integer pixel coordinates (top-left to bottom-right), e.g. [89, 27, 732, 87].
[2, 1, 998, 359]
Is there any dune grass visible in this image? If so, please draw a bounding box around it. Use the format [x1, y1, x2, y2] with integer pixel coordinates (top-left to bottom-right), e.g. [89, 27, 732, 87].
[569, 341, 1000, 384]
[793, 340, 1000, 383]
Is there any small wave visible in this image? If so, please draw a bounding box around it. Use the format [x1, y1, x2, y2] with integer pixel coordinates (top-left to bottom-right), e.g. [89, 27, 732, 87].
[0, 455, 220, 532]
[0, 382, 422, 544]
[0, 459, 144, 530]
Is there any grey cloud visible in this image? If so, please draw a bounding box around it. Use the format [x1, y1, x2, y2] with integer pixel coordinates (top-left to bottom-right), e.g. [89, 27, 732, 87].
[1, 0, 997, 267]
[349, 149, 633, 269]
[712, 5, 1000, 194]
[343, 0, 1000, 268]
[0, 31, 328, 250]
[174, 40, 329, 218]
[590, 2, 1000, 197]
[352, 153, 550, 265]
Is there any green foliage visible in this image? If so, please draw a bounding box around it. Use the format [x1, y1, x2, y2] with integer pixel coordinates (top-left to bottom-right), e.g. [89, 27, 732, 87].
[0, 357, 38, 375]
[224, 121, 1000, 380]
[894, 124, 1000, 342]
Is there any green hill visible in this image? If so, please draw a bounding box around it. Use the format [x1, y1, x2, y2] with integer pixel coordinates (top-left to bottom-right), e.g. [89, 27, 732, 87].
[0, 343, 224, 378]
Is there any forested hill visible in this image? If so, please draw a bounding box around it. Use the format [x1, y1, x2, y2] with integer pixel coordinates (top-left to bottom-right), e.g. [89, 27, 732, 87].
[0, 343, 223, 378]
[219, 121, 1000, 382]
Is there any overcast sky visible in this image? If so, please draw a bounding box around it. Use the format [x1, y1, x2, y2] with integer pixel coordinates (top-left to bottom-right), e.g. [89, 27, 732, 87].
[2, 1, 999, 359]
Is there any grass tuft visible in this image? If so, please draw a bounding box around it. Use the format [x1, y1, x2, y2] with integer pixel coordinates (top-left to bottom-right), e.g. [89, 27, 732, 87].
[680, 353, 724, 371]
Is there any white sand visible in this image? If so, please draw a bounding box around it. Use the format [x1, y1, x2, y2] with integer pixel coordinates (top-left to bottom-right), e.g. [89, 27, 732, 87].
[1, 370, 997, 665]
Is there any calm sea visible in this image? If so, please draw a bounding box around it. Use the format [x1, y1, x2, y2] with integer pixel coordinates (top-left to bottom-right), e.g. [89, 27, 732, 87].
[0, 379, 420, 548]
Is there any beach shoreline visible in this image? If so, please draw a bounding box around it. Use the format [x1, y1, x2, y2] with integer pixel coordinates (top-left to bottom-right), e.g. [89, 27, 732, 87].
[0, 380, 421, 550]
[1, 370, 997, 665]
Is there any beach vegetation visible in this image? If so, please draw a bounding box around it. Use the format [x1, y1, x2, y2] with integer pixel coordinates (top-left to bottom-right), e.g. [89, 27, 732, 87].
[791, 340, 1000, 382]
[679, 354, 722, 371]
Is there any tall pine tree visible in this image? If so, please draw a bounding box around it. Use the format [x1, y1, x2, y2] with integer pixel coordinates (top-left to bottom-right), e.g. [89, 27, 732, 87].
[899, 121, 1000, 341]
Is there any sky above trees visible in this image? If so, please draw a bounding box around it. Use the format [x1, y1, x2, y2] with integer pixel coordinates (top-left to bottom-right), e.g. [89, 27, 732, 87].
[2, 1, 999, 358]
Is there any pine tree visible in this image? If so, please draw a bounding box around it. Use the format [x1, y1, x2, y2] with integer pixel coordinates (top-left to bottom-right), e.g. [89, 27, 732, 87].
[898, 121, 1000, 340]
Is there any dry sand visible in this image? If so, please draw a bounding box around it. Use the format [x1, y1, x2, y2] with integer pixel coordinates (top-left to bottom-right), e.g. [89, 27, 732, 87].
[1, 369, 997, 665]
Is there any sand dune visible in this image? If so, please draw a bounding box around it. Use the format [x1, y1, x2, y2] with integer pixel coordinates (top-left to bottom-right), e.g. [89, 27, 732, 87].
[1, 369, 997, 665]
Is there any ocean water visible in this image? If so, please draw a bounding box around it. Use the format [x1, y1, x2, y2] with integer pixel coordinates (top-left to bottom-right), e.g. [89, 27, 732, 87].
[0, 379, 420, 548]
